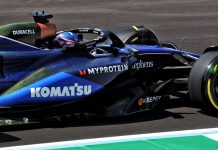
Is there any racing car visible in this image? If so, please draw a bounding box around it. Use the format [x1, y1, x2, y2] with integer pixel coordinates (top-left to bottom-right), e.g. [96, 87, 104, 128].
[0, 11, 217, 124]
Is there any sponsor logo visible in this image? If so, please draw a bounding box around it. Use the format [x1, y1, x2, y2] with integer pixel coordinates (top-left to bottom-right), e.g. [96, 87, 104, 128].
[77, 28, 90, 33]
[79, 29, 89, 32]
[30, 83, 91, 98]
[79, 64, 128, 76]
[138, 96, 162, 106]
[138, 98, 144, 106]
[94, 28, 103, 32]
[79, 70, 87, 76]
[12, 29, 35, 35]
[78, 28, 90, 30]
[132, 60, 153, 70]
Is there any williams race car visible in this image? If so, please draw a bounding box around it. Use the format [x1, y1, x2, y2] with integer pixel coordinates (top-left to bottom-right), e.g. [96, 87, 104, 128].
[0, 12, 217, 124]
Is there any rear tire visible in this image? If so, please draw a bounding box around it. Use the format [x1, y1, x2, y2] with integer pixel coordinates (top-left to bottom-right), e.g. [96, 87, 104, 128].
[189, 51, 218, 114]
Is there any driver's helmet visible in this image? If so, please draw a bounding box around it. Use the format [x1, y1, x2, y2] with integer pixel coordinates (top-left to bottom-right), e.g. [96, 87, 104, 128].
[53, 31, 78, 49]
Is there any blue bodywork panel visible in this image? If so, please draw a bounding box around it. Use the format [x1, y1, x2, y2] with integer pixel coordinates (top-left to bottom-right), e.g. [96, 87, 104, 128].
[0, 35, 200, 108]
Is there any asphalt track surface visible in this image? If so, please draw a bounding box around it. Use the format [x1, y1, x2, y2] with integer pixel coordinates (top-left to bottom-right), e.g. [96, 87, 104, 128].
[0, 0, 218, 147]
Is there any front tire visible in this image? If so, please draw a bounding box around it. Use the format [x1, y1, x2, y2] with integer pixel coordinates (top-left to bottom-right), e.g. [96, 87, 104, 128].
[189, 51, 218, 114]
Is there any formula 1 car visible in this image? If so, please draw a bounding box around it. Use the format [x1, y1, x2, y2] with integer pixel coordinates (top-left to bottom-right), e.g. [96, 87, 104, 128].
[0, 12, 217, 124]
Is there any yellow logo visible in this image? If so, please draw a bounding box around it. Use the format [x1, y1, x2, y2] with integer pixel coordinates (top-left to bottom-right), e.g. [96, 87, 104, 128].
[138, 98, 144, 106]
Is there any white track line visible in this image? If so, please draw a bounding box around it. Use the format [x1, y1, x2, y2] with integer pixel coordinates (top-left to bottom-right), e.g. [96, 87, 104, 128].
[0, 128, 218, 150]
[205, 134, 218, 142]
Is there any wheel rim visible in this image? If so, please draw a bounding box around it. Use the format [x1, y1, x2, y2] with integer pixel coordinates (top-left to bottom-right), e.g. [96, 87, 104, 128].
[206, 64, 218, 110]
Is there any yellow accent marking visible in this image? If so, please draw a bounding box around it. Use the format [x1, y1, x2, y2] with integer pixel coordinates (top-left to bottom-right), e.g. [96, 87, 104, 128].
[132, 26, 139, 31]
[214, 64, 218, 73]
[207, 79, 218, 110]
[131, 37, 138, 43]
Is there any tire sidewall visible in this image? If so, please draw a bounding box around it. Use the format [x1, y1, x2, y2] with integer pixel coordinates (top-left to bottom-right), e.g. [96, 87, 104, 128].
[189, 51, 218, 113]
